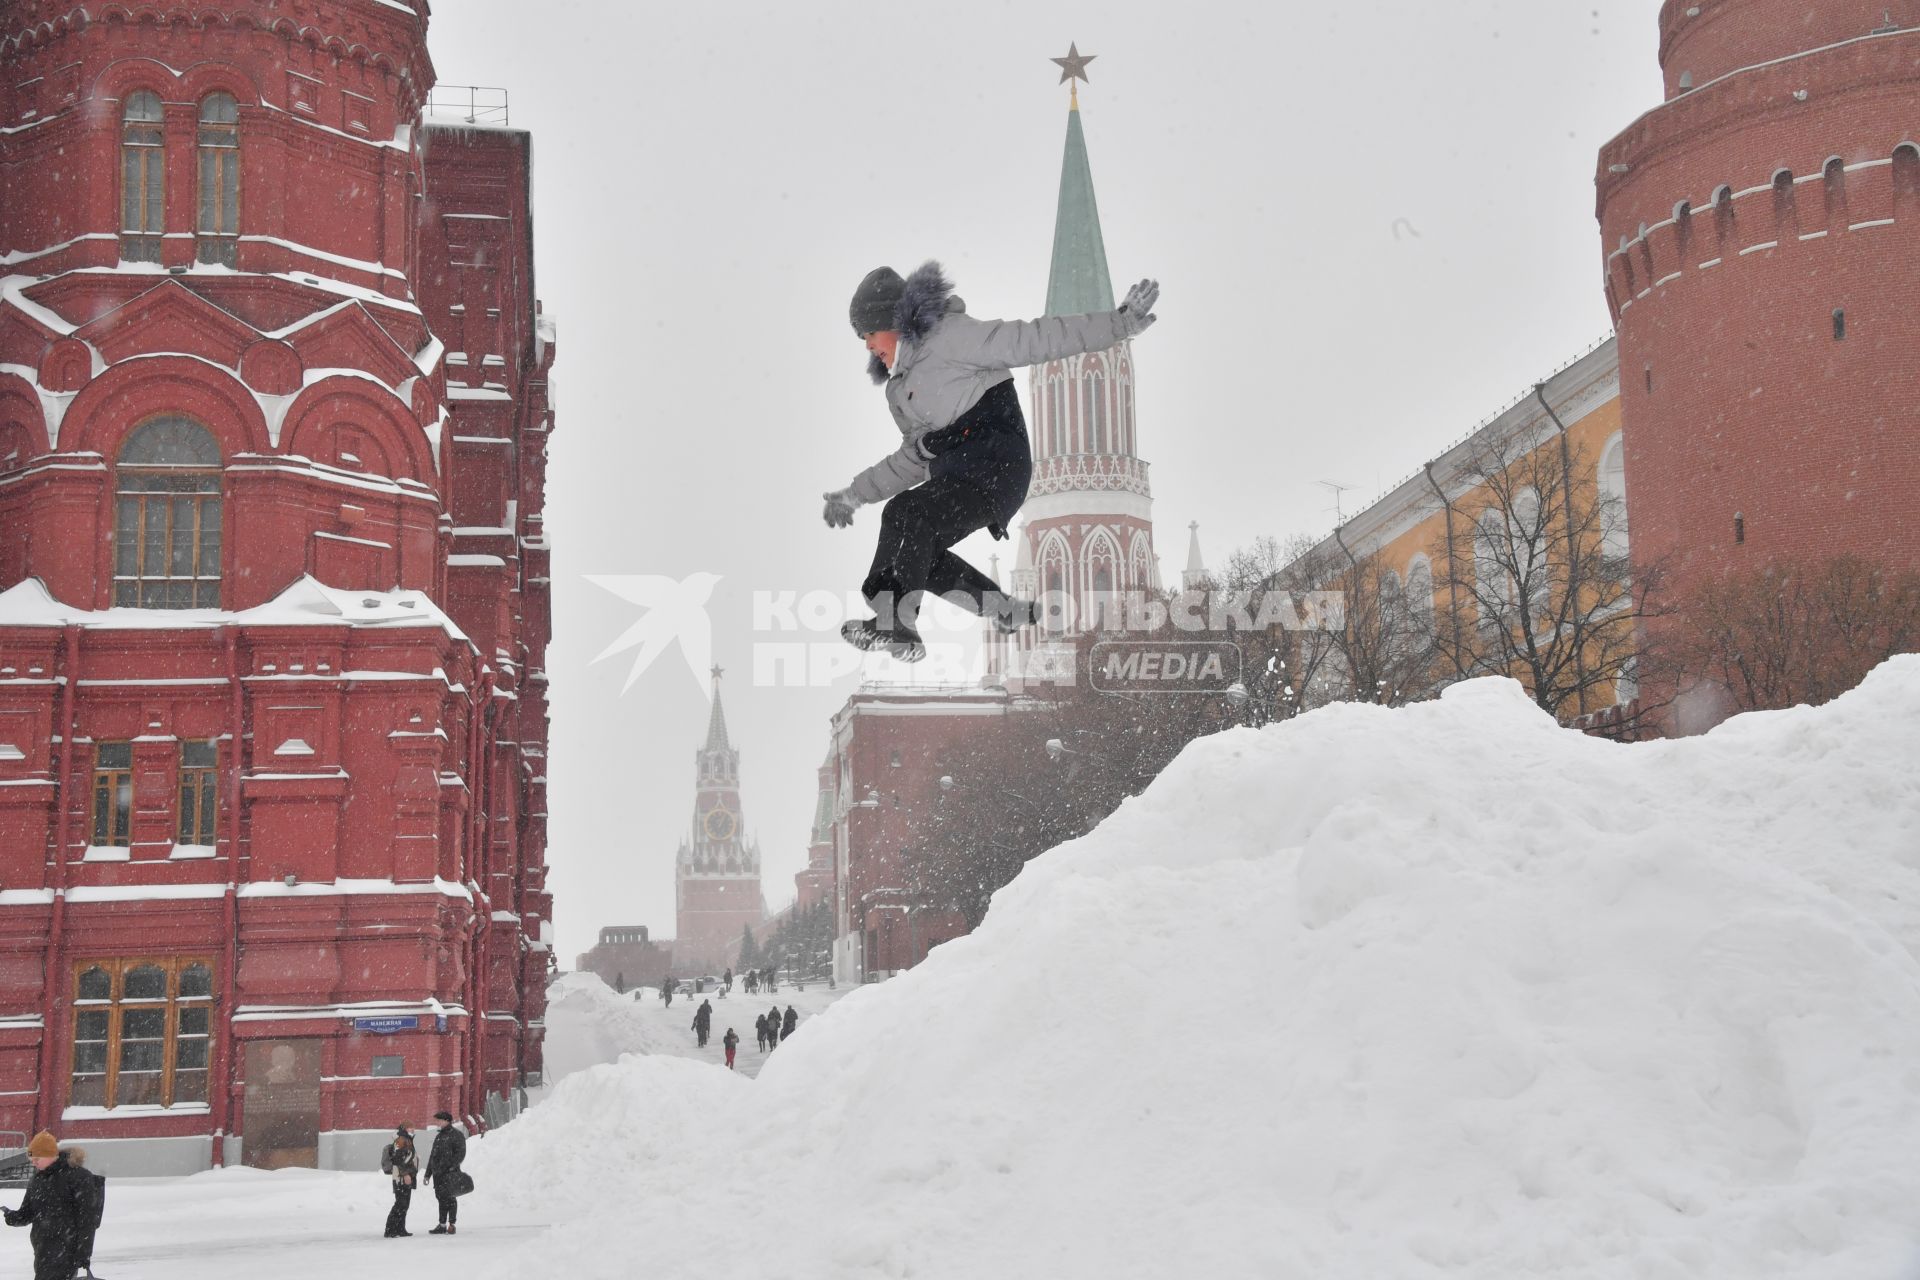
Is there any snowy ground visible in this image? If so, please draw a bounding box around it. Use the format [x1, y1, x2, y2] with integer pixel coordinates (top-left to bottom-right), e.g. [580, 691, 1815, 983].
[538, 972, 852, 1086]
[76, 974, 850, 1278]
[89, 1166, 549, 1277]
[42, 664, 1920, 1279]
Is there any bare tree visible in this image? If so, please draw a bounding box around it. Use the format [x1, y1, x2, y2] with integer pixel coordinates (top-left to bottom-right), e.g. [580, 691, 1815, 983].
[1666, 556, 1920, 714]
[1430, 419, 1663, 725]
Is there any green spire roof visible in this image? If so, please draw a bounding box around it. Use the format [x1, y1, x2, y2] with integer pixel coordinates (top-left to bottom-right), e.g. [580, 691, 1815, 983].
[1044, 103, 1115, 318]
[703, 669, 730, 752]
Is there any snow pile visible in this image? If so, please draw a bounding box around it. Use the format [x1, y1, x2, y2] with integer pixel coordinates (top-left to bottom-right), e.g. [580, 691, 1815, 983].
[534, 971, 694, 1088]
[476, 663, 1920, 1280]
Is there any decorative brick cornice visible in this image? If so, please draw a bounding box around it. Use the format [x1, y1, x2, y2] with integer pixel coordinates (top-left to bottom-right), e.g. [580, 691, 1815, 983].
[1, 3, 432, 104]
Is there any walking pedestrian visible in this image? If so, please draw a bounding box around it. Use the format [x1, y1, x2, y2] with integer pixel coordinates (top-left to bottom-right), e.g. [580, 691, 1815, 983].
[64, 1146, 104, 1279]
[754, 1013, 768, 1052]
[381, 1124, 419, 1238]
[767, 1005, 781, 1046]
[422, 1111, 467, 1236]
[692, 998, 713, 1048]
[783, 1005, 799, 1042]
[3, 1131, 91, 1280]
[723, 1027, 739, 1070]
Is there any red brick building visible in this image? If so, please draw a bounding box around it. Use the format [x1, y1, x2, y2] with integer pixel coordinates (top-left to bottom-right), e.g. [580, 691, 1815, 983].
[1598, 1, 1920, 724]
[827, 686, 1008, 984]
[0, 0, 554, 1173]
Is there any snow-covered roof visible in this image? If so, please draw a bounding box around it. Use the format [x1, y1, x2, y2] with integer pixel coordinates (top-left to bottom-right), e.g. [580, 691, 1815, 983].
[0, 575, 472, 645]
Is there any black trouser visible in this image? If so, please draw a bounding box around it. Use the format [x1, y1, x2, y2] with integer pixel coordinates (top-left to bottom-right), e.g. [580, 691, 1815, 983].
[385, 1183, 412, 1236]
[862, 474, 1008, 635]
[435, 1183, 459, 1226]
[33, 1244, 78, 1280]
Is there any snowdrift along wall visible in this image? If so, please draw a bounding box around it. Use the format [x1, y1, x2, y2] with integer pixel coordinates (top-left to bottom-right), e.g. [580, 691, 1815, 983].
[477, 663, 1920, 1280]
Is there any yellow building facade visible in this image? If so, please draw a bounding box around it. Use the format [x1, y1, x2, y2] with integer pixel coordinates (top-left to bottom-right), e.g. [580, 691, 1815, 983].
[1283, 339, 1636, 723]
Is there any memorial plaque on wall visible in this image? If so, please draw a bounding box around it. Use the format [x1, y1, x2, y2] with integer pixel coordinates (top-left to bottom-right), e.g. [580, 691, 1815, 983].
[243, 1039, 322, 1169]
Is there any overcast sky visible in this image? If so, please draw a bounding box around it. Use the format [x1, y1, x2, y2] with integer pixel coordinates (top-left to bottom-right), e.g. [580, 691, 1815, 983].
[425, 0, 1665, 962]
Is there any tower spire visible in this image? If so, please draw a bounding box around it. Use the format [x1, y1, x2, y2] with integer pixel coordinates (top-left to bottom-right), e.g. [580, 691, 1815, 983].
[1045, 44, 1112, 317]
[703, 664, 729, 751]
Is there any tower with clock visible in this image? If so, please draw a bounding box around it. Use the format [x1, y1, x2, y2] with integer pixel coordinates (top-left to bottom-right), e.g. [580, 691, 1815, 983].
[673, 668, 767, 971]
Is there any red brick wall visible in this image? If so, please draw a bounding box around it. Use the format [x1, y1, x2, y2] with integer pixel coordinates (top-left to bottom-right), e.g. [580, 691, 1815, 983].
[1599, 21, 1920, 601]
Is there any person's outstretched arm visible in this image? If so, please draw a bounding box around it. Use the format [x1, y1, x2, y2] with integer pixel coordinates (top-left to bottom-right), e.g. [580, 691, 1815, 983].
[949, 279, 1160, 371]
[824, 433, 937, 525]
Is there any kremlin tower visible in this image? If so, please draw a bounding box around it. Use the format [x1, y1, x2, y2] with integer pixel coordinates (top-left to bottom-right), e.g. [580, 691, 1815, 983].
[673, 670, 766, 971]
[992, 73, 1161, 683]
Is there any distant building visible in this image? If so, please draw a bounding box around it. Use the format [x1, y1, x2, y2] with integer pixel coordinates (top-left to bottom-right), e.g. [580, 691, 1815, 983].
[672, 669, 766, 972]
[828, 686, 1006, 985]
[794, 751, 836, 912]
[575, 925, 671, 992]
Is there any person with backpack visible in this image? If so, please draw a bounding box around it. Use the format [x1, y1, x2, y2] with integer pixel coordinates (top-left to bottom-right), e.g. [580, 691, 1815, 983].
[3, 1131, 92, 1280]
[723, 1027, 740, 1070]
[64, 1146, 104, 1279]
[422, 1111, 467, 1236]
[380, 1124, 419, 1238]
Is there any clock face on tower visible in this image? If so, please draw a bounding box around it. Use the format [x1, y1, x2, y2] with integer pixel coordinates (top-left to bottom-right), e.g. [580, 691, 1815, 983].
[702, 805, 737, 841]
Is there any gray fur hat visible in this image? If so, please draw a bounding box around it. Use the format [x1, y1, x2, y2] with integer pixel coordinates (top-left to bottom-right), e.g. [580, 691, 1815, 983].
[849, 266, 907, 335]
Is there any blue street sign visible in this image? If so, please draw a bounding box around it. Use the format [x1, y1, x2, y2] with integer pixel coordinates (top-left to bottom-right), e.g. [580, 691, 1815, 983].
[352, 1015, 421, 1034]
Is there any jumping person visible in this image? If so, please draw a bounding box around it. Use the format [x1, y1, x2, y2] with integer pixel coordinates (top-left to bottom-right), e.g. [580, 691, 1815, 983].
[825, 262, 1160, 660]
[423, 1111, 467, 1236]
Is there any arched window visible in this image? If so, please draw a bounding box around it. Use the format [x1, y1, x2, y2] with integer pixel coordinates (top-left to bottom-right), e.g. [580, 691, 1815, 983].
[1473, 509, 1508, 619]
[1405, 555, 1436, 634]
[1509, 487, 1549, 619]
[121, 91, 165, 263]
[1048, 374, 1065, 458]
[115, 417, 223, 608]
[1598, 432, 1629, 560]
[1770, 169, 1797, 240]
[1895, 143, 1920, 213]
[197, 94, 241, 267]
[1083, 374, 1107, 454]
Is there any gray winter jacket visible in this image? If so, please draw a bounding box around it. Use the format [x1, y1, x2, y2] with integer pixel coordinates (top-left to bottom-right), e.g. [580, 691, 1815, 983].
[846, 263, 1131, 507]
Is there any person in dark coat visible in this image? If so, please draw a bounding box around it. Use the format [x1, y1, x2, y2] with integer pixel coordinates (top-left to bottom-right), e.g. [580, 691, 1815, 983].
[723, 1027, 739, 1070]
[782, 1005, 799, 1042]
[381, 1125, 419, 1238]
[64, 1146, 104, 1279]
[422, 1111, 467, 1236]
[4, 1132, 92, 1280]
[753, 1013, 767, 1052]
[662, 975, 675, 1007]
[767, 1004, 781, 1046]
[692, 998, 713, 1048]
[825, 263, 1160, 659]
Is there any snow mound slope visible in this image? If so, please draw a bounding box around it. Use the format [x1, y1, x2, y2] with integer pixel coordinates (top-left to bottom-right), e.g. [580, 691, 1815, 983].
[477, 662, 1920, 1280]
[534, 971, 690, 1086]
